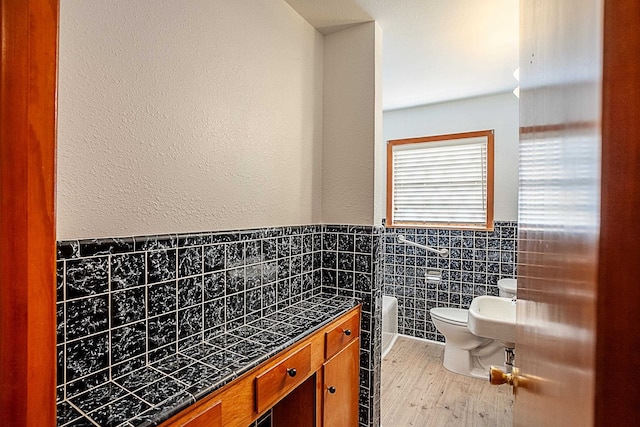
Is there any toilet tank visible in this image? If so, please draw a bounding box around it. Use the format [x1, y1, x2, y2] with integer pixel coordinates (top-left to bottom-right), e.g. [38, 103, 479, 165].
[498, 278, 517, 298]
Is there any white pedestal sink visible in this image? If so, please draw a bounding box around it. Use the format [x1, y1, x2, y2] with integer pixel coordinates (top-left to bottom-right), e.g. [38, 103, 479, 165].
[468, 295, 516, 347]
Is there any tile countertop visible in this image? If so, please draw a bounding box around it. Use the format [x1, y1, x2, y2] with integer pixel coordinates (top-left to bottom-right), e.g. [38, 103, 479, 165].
[57, 294, 359, 427]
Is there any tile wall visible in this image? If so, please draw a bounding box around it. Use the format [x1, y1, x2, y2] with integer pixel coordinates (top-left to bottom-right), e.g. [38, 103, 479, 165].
[56, 226, 322, 416]
[56, 224, 383, 427]
[382, 221, 518, 342]
[320, 225, 384, 427]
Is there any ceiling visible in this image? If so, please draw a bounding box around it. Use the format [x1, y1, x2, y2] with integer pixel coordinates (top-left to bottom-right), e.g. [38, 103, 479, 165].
[284, 0, 519, 111]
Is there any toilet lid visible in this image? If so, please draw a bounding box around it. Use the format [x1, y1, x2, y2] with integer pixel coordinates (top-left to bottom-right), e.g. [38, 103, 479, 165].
[430, 307, 468, 327]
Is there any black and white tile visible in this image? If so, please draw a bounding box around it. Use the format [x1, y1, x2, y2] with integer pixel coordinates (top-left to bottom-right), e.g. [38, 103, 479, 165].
[65, 257, 109, 299]
[56, 290, 355, 426]
[320, 224, 383, 427]
[65, 332, 109, 383]
[382, 221, 518, 342]
[56, 225, 333, 426]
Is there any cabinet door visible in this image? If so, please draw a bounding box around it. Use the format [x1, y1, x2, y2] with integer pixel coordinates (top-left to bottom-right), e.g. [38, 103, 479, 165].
[322, 338, 360, 427]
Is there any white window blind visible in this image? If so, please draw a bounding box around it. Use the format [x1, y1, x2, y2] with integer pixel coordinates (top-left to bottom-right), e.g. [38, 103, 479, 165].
[389, 132, 493, 229]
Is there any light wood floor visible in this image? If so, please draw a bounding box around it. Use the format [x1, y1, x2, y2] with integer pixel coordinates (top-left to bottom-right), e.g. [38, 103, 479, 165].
[381, 336, 513, 427]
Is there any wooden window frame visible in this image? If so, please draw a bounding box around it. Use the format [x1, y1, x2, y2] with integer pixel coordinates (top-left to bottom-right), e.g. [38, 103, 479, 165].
[386, 130, 494, 231]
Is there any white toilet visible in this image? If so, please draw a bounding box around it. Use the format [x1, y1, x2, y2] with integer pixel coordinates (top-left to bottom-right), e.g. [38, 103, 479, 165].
[429, 278, 517, 379]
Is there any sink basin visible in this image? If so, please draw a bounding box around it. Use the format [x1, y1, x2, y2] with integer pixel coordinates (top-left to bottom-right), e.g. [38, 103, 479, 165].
[468, 296, 516, 347]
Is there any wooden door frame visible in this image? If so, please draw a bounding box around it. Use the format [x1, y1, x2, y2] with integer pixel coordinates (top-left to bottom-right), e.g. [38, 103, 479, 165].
[0, 0, 58, 425]
[597, 0, 640, 423]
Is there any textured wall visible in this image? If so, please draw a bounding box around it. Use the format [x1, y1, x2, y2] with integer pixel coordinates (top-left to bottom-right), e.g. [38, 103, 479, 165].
[57, 0, 324, 240]
[322, 23, 380, 226]
[382, 92, 520, 221]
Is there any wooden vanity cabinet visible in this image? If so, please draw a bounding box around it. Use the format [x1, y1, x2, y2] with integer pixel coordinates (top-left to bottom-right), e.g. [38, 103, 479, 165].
[161, 305, 361, 427]
[164, 400, 222, 427]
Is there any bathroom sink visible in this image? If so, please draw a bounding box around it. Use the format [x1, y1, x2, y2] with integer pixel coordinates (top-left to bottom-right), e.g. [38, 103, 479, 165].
[468, 296, 516, 347]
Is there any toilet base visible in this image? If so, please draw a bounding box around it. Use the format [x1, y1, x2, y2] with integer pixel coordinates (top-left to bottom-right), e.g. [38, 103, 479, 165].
[442, 340, 504, 379]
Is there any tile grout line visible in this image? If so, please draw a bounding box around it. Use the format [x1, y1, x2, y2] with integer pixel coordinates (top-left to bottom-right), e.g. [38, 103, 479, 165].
[144, 248, 149, 368]
[62, 259, 67, 402]
[63, 399, 100, 427]
[174, 247, 179, 359]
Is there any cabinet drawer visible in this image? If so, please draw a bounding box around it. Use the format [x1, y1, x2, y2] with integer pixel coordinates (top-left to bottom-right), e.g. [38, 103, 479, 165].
[325, 311, 360, 359]
[255, 343, 312, 413]
[180, 400, 222, 427]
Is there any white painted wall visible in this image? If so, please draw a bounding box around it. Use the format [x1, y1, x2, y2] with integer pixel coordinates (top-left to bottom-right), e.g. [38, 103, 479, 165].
[322, 22, 381, 225]
[57, 0, 324, 239]
[382, 92, 520, 221]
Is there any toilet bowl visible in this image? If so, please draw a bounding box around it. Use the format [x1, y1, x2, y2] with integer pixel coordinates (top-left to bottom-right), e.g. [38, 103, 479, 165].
[430, 278, 518, 378]
[430, 307, 504, 379]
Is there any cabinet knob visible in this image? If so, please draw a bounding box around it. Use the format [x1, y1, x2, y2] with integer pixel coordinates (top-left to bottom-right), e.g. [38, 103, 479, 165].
[287, 368, 297, 378]
[343, 329, 352, 336]
[327, 386, 336, 394]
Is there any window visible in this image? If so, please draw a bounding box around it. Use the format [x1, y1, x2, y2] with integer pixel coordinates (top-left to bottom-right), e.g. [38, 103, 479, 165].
[386, 130, 494, 230]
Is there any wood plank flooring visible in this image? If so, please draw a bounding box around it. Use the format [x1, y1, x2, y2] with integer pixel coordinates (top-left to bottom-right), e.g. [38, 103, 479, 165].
[381, 336, 513, 427]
